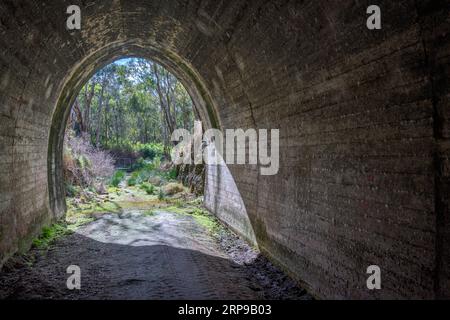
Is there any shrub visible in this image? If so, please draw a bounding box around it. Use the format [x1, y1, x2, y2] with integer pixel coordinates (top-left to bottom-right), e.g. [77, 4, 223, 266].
[130, 171, 140, 180]
[127, 163, 156, 186]
[137, 168, 151, 182]
[131, 157, 156, 171]
[158, 189, 166, 200]
[64, 130, 115, 192]
[160, 167, 177, 181]
[140, 182, 155, 195]
[131, 157, 146, 171]
[127, 177, 137, 186]
[135, 143, 165, 160]
[110, 170, 125, 187]
[65, 183, 79, 197]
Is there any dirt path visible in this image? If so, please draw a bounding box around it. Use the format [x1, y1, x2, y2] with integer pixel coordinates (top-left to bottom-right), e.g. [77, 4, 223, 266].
[0, 181, 311, 300]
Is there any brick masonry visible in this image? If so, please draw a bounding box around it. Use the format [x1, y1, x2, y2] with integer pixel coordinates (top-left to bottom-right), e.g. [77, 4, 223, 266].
[0, 0, 449, 299]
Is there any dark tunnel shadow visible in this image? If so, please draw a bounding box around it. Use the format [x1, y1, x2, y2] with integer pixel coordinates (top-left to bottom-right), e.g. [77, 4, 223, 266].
[0, 232, 263, 300]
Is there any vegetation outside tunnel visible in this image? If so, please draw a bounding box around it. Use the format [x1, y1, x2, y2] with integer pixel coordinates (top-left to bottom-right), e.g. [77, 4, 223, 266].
[52, 57, 209, 244]
[63, 57, 197, 200]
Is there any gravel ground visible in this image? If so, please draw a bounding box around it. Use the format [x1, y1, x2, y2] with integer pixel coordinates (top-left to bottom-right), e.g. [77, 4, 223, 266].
[215, 228, 313, 300]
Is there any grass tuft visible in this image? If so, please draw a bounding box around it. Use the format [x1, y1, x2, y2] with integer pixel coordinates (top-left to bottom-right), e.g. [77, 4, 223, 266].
[140, 182, 155, 195]
[110, 170, 125, 187]
[32, 223, 71, 250]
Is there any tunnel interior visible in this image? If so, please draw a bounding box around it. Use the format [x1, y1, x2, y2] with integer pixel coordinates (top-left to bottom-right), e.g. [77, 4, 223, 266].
[0, 0, 449, 299]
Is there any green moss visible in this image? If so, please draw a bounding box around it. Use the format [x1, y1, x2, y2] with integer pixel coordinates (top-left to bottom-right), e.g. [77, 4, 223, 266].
[190, 208, 221, 233]
[162, 205, 221, 234]
[31, 199, 119, 250]
[66, 214, 95, 230]
[69, 200, 120, 214]
[192, 214, 218, 232]
[32, 223, 72, 250]
[107, 186, 121, 195]
[114, 199, 161, 210]
[163, 206, 187, 214]
[65, 198, 122, 233]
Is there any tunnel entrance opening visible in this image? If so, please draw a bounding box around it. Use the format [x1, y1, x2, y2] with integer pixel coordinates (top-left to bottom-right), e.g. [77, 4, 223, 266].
[46, 43, 224, 223]
[46, 43, 258, 256]
[62, 57, 201, 227]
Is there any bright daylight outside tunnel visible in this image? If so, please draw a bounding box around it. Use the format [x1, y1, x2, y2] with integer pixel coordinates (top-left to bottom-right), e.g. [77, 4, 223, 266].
[0, 0, 450, 310]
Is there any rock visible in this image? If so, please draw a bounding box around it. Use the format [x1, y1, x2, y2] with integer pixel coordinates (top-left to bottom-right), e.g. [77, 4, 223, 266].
[177, 163, 205, 195]
[148, 176, 162, 186]
[163, 182, 185, 196]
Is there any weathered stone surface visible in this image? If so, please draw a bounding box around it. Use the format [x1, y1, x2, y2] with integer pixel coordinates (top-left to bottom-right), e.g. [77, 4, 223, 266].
[178, 163, 205, 195]
[0, 0, 449, 299]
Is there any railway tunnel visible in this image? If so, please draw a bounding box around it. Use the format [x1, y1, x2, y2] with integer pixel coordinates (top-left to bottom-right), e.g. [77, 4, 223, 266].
[0, 0, 449, 299]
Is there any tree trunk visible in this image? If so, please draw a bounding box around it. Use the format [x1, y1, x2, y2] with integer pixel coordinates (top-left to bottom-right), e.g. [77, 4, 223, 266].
[96, 83, 106, 147]
[83, 81, 95, 133]
[72, 98, 84, 135]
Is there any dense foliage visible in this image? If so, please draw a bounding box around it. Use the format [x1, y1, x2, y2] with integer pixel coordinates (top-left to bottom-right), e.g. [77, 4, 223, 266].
[68, 58, 194, 156]
[64, 58, 195, 195]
